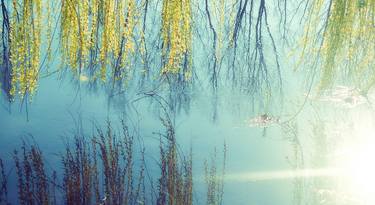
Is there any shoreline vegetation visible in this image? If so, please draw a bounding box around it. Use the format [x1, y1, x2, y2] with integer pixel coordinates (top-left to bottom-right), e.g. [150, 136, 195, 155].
[0, 118, 226, 205]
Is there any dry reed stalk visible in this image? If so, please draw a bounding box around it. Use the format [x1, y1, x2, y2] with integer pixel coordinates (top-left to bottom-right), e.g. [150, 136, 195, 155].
[5, 118, 205, 205]
[157, 118, 193, 205]
[204, 143, 227, 205]
[0, 157, 9, 205]
[13, 142, 50, 205]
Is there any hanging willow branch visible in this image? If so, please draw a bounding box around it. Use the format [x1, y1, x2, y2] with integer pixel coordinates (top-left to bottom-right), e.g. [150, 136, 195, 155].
[228, 0, 282, 96]
[204, 0, 218, 90]
[299, 0, 374, 92]
[9, 0, 42, 98]
[161, 0, 193, 82]
[0, 0, 11, 101]
[60, 0, 139, 84]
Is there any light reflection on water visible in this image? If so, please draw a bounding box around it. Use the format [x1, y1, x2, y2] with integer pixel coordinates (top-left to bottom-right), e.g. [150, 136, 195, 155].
[4, 69, 375, 205]
[3, 77, 375, 204]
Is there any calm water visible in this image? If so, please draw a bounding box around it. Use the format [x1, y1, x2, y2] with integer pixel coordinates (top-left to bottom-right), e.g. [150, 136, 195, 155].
[4, 67, 375, 204]
[0, 73, 295, 204]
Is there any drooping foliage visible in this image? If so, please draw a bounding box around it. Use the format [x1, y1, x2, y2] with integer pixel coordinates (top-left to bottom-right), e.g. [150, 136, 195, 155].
[161, 0, 192, 82]
[228, 0, 282, 95]
[198, 0, 287, 120]
[203, 0, 230, 90]
[301, 0, 375, 92]
[9, 0, 42, 98]
[1, 0, 286, 104]
[60, 0, 139, 83]
[0, 0, 373, 117]
[0, 0, 11, 101]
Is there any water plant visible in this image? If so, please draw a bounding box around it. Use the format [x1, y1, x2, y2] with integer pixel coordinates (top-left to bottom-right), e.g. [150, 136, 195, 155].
[156, 117, 193, 205]
[0, 157, 9, 205]
[282, 122, 305, 205]
[61, 121, 146, 205]
[13, 141, 51, 205]
[0, 115, 220, 205]
[62, 135, 96, 205]
[204, 143, 226, 205]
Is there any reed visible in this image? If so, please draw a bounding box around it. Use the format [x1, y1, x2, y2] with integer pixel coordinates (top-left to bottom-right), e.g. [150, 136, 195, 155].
[61, 120, 146, 205]
[94, 121, 136, 204]
[156, 117, 193, 205]
[1, 118, 226, 205]
[62, 135, 94, 205]
[0, 157, 9, 205]
[13, 142, 50, 205]
[204, 143, 227, 205]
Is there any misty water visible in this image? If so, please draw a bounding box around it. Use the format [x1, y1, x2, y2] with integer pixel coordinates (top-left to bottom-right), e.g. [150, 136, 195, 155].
[3, 58, 375, 204]
[0, 71, 296, 204]
[1, 0, 375, 205]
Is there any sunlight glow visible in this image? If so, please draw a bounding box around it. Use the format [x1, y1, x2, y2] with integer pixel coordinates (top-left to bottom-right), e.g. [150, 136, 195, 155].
[334, 141, 375, 204]
[225, 168, 338, 182]
[226, 128, 375, 204]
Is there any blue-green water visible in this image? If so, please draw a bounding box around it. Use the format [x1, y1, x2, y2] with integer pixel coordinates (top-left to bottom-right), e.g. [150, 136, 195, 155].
[3, 72, 375, 204]
[0, 74, 295, 204]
